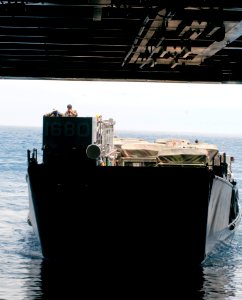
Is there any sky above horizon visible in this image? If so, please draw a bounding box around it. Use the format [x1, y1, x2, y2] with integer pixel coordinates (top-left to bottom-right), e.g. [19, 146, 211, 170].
[0, 79, 242, 135]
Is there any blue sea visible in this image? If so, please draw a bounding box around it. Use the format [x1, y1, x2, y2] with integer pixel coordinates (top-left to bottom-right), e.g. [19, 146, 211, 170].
[1, 126, 242, 299]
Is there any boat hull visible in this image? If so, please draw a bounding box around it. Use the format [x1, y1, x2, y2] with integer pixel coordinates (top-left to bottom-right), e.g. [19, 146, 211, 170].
[27, 164, 216, 265]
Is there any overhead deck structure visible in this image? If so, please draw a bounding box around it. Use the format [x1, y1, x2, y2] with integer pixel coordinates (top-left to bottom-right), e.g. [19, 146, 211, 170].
[1, 0, 242, 82]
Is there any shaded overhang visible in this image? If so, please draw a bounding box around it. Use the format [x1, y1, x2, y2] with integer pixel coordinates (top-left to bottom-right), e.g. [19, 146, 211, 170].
[0, 1, 242, 83]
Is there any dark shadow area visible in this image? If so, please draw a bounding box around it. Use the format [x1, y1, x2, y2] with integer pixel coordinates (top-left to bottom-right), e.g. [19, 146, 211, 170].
[39, 258, 205, 298]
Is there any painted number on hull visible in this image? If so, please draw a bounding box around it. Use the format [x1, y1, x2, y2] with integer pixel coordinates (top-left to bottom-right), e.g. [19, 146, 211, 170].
[45, 121, 89, 137]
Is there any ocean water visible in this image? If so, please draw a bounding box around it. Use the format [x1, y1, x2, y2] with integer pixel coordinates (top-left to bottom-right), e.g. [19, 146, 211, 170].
[1, 126, 242, 299]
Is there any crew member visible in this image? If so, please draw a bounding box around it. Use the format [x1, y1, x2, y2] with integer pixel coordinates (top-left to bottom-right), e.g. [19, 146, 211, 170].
[64, 104, 78, 117]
